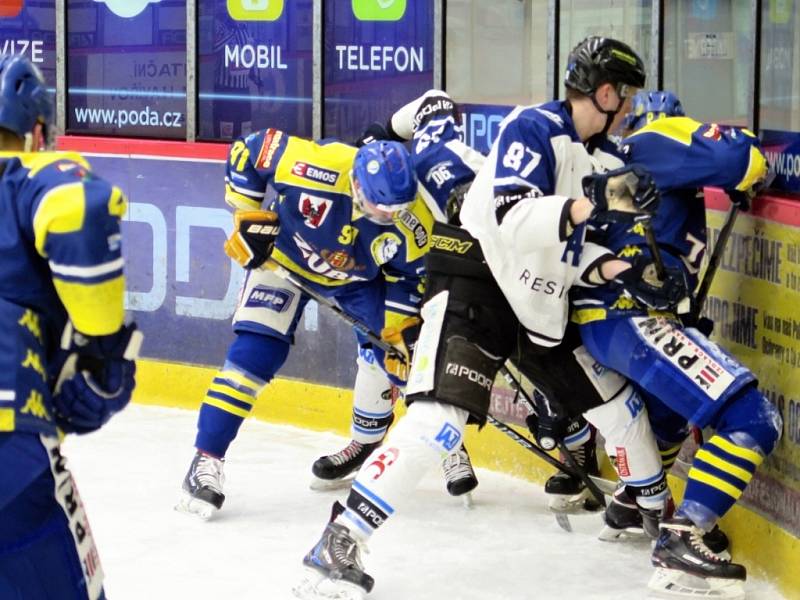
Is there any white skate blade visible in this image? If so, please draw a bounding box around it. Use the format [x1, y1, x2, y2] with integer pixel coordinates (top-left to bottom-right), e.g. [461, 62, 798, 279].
[461, 492, 474, 509]
[555, 513, 572, 532]
[598, 523, 646, 542]
[174, 492, 219, 521]
[647, 568, 745, 600]
[293, 567, 366, 600]
[548, 487, 594, 515]
[309, 474, 355, 492]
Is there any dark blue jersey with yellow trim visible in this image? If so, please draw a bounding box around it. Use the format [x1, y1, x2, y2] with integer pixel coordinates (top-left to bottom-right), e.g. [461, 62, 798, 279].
[575, 117, 768, 322]
[0, 152, 127, 436]
[224, 129, 435, 325]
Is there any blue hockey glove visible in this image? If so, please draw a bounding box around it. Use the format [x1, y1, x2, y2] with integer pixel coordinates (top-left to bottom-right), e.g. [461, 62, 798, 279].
[53, 360, 136, 434]
[614, 254, 689, 311]
[583, 165, 660, 224]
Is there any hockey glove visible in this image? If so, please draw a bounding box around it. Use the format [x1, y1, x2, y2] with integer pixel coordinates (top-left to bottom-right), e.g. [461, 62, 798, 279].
[353, 122, 391, 147]
[224, 210, 280, 269]
[583, 165, 660, 224]
[380, 316, 422, 382]
[53, 360, 136, 434]
[614, 255, 689, 311]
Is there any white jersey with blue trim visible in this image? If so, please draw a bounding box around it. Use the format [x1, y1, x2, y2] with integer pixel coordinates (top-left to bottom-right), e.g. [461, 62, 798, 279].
[460, 101, 623, 346]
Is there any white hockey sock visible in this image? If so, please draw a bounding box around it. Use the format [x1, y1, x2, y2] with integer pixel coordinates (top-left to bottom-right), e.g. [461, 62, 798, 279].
[350, 351, 395, 444]
[584, 385, 667, 506]
[337, 400, 469, 540]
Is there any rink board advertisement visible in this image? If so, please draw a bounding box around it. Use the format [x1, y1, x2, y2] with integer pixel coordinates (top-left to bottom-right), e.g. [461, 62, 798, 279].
[66, 0, 187, 139]
[701, 192, 800, 537]
[196, 0, 313, 141]
[323, 0, 433, 141]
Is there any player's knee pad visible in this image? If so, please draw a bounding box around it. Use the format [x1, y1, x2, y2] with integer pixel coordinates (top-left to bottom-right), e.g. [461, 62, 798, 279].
[584, 385, 664, 492]
[351, 347, 395, 444]
[232, 268, 307, 342]
[715, 386, 783, 456]
[225, 330, 290, 384]
[385, 400, 469, 458]
[409, 335, 501, 425]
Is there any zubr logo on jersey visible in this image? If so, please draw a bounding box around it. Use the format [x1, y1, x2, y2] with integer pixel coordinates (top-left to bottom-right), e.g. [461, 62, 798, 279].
[0, 0, 23, 18]
[352, 0, 406, 21]
[92, 0, 161, 19]
[227, 0, 284, 21]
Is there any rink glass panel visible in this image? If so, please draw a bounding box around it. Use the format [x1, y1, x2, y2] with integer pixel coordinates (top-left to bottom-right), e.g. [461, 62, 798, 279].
[662, 0, 754, 127]
[196, 0, 313, 141]
[445, 0, 548, 106]
[760, 0, 800, 194]
[558, 0, 653, 101]
[66, 0, 187, 139]
[322, 0, 434, 141]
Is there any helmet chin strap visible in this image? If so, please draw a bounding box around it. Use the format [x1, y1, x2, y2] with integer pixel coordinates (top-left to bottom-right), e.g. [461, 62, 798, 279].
[590, 91, 625, 137]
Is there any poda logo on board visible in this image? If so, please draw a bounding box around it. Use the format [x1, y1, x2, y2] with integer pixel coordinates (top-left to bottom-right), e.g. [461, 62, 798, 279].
[227, 0, 284, 21]
[92, 0, 161, 19]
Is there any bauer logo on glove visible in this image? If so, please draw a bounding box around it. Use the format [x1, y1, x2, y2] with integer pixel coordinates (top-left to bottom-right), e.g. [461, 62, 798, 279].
[583, 165, 660, 224]
[224, 209, 280, 269]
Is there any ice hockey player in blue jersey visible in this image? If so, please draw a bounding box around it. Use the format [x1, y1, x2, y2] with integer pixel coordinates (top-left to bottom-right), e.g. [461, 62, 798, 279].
[564, 90, 780, 597]
[0, 55, 139, 600]
[177, 95, 485, 519]
[309, 89, 487, 496]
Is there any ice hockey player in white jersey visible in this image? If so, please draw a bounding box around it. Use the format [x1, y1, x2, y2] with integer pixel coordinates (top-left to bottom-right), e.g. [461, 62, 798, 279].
[309, 89, 486, 497]
[294, 36, 680, 600]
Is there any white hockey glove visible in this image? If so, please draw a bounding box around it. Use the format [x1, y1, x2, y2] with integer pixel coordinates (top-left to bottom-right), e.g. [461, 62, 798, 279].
[583, 165, 660, 224]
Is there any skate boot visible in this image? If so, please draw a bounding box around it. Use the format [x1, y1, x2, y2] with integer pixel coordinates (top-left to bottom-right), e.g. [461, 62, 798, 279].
[598, 485, 647, 541]
[295, 505, 374, 600]
[176, 450, 225, 520]
[544, 440, 601, 514]
[442, 445, 479, 504]
[310, 440, 381, 491]
[649, 516, 745, 599]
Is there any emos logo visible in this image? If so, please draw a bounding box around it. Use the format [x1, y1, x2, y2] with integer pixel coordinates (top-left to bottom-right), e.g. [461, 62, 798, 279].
[227, 0, 284, 21]
[352, 0, 406, 21]
[92, 0, 161, 18]
[0, 0, 23, 18]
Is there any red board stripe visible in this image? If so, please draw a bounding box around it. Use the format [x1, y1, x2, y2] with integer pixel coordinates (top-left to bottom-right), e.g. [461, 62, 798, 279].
[704, 186, 800, 227]
[56, 135, 229, 161]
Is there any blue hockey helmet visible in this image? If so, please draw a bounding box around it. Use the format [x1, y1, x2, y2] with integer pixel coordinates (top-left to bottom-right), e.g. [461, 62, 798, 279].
[623, 90, 684, 132]
[351, 141, 417, 225]
[0, 54, 53, 142]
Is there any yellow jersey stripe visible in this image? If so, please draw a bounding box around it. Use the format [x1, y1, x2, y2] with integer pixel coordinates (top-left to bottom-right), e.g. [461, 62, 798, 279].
[629, 116, 703, 146]
[32, 182, 86, 257]
[0, 408, 15, 431]
[202, 396, 251, 418]
[687, 467, 744, 500]
[207, 382, 255, 405]
[53, 276, 125, 336]
[225, 185, 262, 210]
[708, 435, 763, 467]
[695, 448, 754, 484]
[735, 146, 769, 192]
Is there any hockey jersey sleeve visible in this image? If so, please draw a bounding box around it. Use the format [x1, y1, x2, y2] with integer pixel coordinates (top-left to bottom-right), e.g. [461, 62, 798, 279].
[224, 128, 289, 210]
[30, 157, 127, 336]
[389, 89, 485, 222]
[490, 114, 574, 251]
[624, 117, 768, 194]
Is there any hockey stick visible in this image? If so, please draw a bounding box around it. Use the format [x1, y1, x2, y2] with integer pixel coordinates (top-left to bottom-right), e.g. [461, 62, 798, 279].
[268, 262, 613, 505]
[690, 204, 739, 324]
[642, 218, 666, 280]
[497, 366, 609, 508]
[266, 261, 405, 362]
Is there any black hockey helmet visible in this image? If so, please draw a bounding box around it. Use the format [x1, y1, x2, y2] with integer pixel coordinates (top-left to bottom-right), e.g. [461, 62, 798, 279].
[564, 36, 646, 99]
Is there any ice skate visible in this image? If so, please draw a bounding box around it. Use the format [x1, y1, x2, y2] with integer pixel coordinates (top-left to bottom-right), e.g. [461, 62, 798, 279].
[648, 517, 745, 599]
[442, 444, 478, 507]
[310, 440, 381, 491]
[545, 441, 602, 514]
[294, 519, 374, 600]
[175, 450, 225, 520]
[599, 485, 647, 541]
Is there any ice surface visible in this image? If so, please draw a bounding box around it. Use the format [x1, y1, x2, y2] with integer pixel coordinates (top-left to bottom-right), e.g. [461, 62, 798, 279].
[62, 405, 785, 600]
